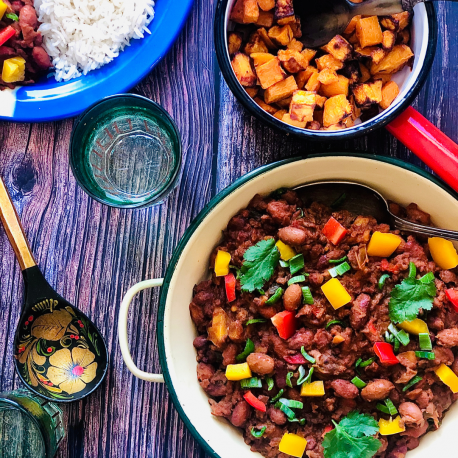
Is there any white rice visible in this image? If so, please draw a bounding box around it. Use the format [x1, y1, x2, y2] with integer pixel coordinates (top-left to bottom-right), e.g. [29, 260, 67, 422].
[35, 0, 155, 81]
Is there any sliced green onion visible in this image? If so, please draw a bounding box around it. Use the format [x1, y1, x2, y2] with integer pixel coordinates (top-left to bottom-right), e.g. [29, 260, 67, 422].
[385, 331, 394, 343]
[279, 259, 290, 268]
[270, 389, 284, 404]
[275, 401, 296, 420]
[351, 376, 367, 389]
[266, 376, 275, 391]
[394, 337, 400, 352]
[300, 346, 316, 364]
[302, 367, 314, 384]
[297, 208, 304, 218]
[360, 357, 376, 369]
[245, 319, 267, 326]
[402, 376, 422, 392]
[388, 323, 410, 346]
[415, 351, 435, 360]
[288, 275, 307, 286]
[289, 254, 305, 275]
[236, 339, 255, 362]
[278, 398, 304, 409]
[328, 262, 351, 278]
[330, 192, 346, 209]
[5, 13, 19, 21]
[251, 426, 266, 438]
[241, 377, 262, 389]
[286, 372, 294, 388]
[378, 274, 390, 290]
[302, 286, 314, 305]
[376, 403, 390, 414]
[329, 256, 347, 264]
[421, 272, 435, 283]
[326, 320, 345, 330]
[296, 366, 306, 385]
[288, 418, 306, 425]
[419, 333, 432, 351]
[355, 358, 362, 369]
[271, 187, 288, 199]
[265, 287, 283, 305]
[258, 288, 265, 295]
[408, 262, 417, 279]
[384, 398, 398, 415]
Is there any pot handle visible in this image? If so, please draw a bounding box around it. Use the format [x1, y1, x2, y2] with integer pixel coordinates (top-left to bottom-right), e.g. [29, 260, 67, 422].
[118, 279, 165, 383]
[386, 106, 458, 193]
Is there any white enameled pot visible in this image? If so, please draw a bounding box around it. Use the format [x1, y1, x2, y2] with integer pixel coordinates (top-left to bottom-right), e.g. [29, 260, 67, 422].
[119, 154, 458, 458]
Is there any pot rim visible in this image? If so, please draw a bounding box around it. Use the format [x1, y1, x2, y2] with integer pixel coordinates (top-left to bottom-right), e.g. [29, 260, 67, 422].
[157, 153, 458, 457]
[213, 1, 437, 141]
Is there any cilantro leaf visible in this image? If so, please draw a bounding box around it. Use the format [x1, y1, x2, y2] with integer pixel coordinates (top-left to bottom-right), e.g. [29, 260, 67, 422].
[323, 411, 381, 458]
[240, 239, 280, 293]
[389, 274, 436, 323]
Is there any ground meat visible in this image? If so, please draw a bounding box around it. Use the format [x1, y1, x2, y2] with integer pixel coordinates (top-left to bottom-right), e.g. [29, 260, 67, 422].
[189, 192, 457, 458]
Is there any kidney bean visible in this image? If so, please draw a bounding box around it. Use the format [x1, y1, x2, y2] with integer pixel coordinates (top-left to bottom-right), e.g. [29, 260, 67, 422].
[399, 402, 424, 427]
[331, 379, 359, 399]
[361, 379, 394, 401]
[278, 226, 307, 246]
[283, 284, 302, 311]
[268, 406, 287, 425]
[231, 401, 251, 427]
[247, 353, 275, 375]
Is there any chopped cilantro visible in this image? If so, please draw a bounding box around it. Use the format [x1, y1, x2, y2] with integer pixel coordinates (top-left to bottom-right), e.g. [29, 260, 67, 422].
[323, 411, 381, 458]
[240, 239, 280, 293]
[388, 266, 436, 323]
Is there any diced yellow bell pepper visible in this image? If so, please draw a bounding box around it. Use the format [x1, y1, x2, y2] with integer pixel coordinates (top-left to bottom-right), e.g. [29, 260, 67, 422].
[397, 319, 429, 335]
[0, 0, 7, 20]
[435, 363, 458, 393]
[321, 278, 351, 310]
[2, 57, 26, 84]
[428, 237, 458, 270]
[300, 381, 325, 397]
[276, 240, 296, 261]
[379, 416, 405, 435]
[278, 433, 307, 458]
[367, 231, 402, 257]
[225, 362, 252, 381]
[214, 250, 231, 277]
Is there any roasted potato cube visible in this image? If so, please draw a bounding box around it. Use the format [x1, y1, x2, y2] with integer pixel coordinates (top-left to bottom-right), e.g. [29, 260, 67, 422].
[319, 74, 349, 97]
[295, 66, 317, 89]
[354, 46, 386, 64]
[290, 17, 302, 38]
[349, 95, 361, 120]
[370, 44, 413, 74]
[254, 96, 278, 114]
[244, 31, 269, 54]
[359, 62, 371, 82]
[316, 54, 344, 72]
[265, 75, 298, 103]
[274, 109, 287, 120]
[245, 87, 259, 97]
[289, 90, 317, 122]
[340, 60, 361, 84]
[230, 0, 260, 23]
[344, 15, 361, 35]
[208, 308, 228, 347]
[232, 53, 257, 86]
[315, 94, 327, 109]
[353, 80, 383, 107]
[307, 120, 321, 130]
[301, 48, 317, 67]
[275, 0, 294, 22]
[382, 30, 396, 51]
[278, 49, 307, 73]
[256, 10, 274, 27]
[372, 73, 392, 84]
[381, 11, 411, 31]
[228, 32, 243, 56]
[256, 57, 286, 89]
[322, 123, 345, 131]
[318, 68, 339, 85]
[287, 38, 303, 52]
[258, 27, 277, 50]
[379, 80, 400, 109]
[397, 29, 410, 45]
[305, 71, 321, 92]
[342, 116, 355, 128]
[257, 0, 275, 11]
[282, 113, 306, 128]
[356, 16, 383, 48]
[347, 33, 359, 45]
[323, 35, 353, 62]
[323, 94, 352, 127]
[268, 25, 293, 46]
[251, 52, 275, 67]
[275, 96, 292, 108]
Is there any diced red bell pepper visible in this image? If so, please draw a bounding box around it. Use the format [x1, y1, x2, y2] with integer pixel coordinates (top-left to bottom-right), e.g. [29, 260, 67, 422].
[224, 273, 236, 302]
[271, 311, 296, 340]
[380, 259, 400, 274]
[0, 26, 16, 47]
[322, 217, 347, 245]
[322, 425, 333, 438]
[367, 319, 377, 335]
[446, 289, 458, 312]
[243, 391, 266, 412]
[284, 354, 307, 365]
[374, 342, 399, 366]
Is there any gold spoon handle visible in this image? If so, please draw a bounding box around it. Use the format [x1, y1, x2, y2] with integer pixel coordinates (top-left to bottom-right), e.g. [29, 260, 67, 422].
[0, 176, 36, 270]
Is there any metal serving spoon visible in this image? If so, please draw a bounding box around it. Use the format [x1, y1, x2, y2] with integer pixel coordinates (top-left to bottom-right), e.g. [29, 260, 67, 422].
[0, 176, 108, 402]
[293, 181, 458, 241]
[295, 0, 454, 48]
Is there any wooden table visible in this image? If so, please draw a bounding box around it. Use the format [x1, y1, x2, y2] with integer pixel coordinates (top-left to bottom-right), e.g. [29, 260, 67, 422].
[0, 2, 457, 457]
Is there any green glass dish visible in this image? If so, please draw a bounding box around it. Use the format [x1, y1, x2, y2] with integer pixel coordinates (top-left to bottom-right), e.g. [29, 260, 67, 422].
[70, 94, 182, 209]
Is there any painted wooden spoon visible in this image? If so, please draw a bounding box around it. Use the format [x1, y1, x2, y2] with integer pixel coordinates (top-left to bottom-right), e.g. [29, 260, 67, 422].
[0, 176, 108, 402]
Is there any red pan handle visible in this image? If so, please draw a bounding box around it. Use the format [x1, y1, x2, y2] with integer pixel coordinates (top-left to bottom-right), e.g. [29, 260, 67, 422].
[386, 106, 458, 193]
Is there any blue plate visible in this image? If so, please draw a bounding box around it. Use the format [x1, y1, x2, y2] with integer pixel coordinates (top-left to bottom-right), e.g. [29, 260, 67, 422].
[0, 0, 193, 122]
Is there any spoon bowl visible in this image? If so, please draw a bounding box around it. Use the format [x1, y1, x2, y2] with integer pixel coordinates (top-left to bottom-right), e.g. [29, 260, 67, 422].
[0, 177, 108, 402]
